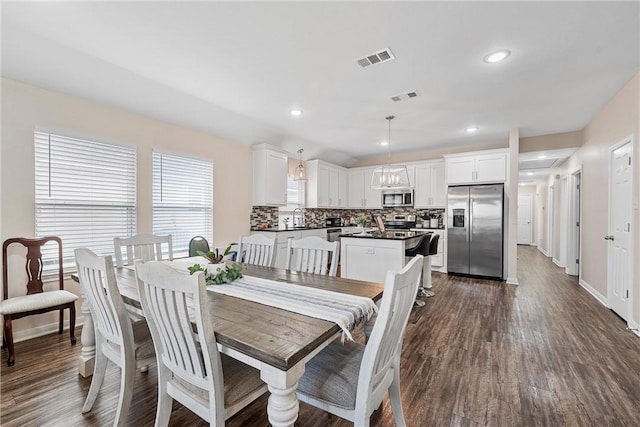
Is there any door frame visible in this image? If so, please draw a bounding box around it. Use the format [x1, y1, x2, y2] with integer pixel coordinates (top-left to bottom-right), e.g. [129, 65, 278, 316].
[547, 184, 555, 259]
[517, 192, 534, 245]
[607, 135, 635, 321]
[566, 167, 582, 276]
[556, 176, 568, 268]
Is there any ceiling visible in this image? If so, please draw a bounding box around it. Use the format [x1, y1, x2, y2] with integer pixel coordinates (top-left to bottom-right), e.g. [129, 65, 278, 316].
[2, 2, 638, 167]
[518, 148, 578, 186]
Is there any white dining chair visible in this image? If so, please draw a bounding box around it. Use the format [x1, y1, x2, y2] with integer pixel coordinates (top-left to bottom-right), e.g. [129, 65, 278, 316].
[285, 236, 339, 276]
[296, 254, 424, 427]
[134, 260, 268, 427]
[74, 248, 155, 427]
[113, 234, 173, 268]
[237, 234, 276, 267]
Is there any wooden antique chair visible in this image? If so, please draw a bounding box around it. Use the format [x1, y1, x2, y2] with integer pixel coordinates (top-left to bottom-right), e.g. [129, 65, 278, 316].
[75, 248, 154, 426]
[296, 255, 424, 427]
[285, 236, 339, 276]
[113, 234, 173, 268]
[134, 260, 267, 426]
[1, 236, 78, 366]
[236, 234, 276, 267]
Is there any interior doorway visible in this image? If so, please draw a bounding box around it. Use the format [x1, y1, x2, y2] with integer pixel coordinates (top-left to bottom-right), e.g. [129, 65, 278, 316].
[557, 176, 568, 268]
[607, 138, 633, 322]
[517, 193, 533, 245]
[566, 169, 582, 276]
[547, 185, 555, 259]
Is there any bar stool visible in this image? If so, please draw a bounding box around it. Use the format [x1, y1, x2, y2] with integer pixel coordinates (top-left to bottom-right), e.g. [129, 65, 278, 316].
[422, 234, 440, 297]
[404, 233, 437, 307]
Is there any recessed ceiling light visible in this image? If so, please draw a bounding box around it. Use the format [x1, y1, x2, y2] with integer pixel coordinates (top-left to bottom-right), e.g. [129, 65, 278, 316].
[537, 154, 547, 159]
[483, 49, 511, 63]
[290, 109, 303, 117]
[380, 141, 389, 146]
[528, 171, 534, 176]
[465, 126, 479, 133]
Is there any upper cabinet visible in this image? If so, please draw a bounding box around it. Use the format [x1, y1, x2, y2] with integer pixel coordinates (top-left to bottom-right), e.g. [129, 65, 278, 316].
[252, 144, 288, 206]
[306, 160, 348, 208]
[348, 168, 382, 209]
[414, 160, 446, 208]
[444, 150, 507, 185]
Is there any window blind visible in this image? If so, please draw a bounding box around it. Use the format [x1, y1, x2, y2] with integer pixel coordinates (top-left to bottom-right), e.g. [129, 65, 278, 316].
[152, 151, 213, 258]
[35, 131, 137, 271]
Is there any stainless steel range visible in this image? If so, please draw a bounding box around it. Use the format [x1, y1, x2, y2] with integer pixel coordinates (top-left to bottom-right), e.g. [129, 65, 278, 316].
[383, 214, 416, 230]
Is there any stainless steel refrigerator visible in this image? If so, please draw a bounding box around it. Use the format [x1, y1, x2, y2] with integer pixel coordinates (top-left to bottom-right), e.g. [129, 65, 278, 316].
[447, 184, 504, 279]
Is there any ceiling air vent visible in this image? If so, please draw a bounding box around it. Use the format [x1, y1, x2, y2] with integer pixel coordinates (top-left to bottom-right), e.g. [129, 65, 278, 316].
[519, 159, 558, 170]
[391, 91, 420, 102]
[356, 48, 395, 68]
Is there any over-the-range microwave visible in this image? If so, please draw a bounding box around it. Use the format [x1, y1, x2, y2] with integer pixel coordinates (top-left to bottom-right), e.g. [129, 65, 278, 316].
[381, 189, 414, 208]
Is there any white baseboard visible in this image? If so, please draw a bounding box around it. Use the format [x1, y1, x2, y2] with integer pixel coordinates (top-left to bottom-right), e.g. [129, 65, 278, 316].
[552, 258, 565, 267]
[537, 246, 549, 257]
[11, 319, 83, 344]
[578, 278, 609, 308]
[628, 320, 640, 337]
[506, 276, 519, 285]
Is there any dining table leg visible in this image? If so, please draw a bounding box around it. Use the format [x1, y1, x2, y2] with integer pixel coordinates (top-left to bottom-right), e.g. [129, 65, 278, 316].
[261, 363, 305, 427]
[78, 295, 96, 377]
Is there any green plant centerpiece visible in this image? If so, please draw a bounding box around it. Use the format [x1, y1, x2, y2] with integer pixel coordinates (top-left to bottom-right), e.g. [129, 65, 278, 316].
[354, 215, 367, 226]
[188, 244, 242, 285]
[188, 263, 243, 285]
[197, 244, 233, 264]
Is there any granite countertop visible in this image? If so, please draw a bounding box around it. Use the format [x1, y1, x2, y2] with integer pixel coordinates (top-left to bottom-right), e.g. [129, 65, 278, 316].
[250, 226, 333, 232]
[412, 226, 446, 230]
[340, 230, 432, 241]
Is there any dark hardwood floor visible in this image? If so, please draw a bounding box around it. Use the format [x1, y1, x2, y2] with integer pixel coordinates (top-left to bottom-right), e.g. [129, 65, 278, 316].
[2, 246, 639, 426]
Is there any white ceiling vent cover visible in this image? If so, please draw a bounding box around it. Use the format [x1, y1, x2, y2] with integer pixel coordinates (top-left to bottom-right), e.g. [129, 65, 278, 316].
[356, 48, 395, 68]
[391, 91, 420, 102]
[519, 159, 558, 170]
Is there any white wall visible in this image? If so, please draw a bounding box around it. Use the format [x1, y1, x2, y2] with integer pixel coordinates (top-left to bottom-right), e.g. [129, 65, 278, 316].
[539, 72, 640, 327]
[1, 78, 253, 339]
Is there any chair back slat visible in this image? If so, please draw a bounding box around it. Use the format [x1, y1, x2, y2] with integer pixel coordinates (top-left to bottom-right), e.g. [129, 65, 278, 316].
[114, 234, 173, 267]
[357, 255, 423, 408]
[135, 261, 224, 415]
[75, 248, 132, 348]
[285, 236, 339, 277]
[237, 235, 276, 267]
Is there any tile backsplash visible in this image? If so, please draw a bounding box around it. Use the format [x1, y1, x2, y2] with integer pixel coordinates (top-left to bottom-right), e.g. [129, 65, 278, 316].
[251, 206, 445, 229]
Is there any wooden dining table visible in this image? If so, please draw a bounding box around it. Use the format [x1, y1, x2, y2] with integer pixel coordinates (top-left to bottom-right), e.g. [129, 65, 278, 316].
[72, 261, 384, 427]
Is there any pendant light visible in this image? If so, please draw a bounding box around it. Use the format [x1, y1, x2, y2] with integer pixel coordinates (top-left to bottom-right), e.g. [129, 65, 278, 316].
[293, 148, 307, 181]
[371, 116, 410, 189]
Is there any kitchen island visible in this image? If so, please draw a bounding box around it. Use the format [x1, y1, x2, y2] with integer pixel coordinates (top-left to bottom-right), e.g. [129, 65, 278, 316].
[340, 230, 432, 283]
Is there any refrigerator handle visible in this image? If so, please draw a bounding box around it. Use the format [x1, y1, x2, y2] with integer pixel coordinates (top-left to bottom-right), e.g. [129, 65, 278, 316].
[469, 198, 473, 242]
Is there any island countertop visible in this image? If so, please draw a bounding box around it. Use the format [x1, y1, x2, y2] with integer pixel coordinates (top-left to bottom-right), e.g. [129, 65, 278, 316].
[340, 230, 432, 241]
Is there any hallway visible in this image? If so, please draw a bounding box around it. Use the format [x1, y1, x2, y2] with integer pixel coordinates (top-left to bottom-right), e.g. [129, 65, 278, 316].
[2, 246, 640, 426]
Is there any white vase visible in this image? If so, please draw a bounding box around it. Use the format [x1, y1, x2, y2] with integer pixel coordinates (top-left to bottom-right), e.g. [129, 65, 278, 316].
[206, 263, 226, 276]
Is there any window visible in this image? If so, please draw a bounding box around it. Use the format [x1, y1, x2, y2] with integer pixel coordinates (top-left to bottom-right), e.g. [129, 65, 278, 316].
[152, 152, 213, 258]
[35, 131, 137, 272]
[287, 176, 301, 206]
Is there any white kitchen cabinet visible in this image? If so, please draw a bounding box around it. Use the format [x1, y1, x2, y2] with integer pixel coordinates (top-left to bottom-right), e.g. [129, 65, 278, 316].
[445, 150, 507, 185]
[348, 168, 381, 209]
[306, 160, 348, 208]
[252, 144, 288, 206]
[414, 161, 446, 208]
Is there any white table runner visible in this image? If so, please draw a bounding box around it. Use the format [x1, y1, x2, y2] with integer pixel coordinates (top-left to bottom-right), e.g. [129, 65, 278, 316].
[208, 275, 377, 341]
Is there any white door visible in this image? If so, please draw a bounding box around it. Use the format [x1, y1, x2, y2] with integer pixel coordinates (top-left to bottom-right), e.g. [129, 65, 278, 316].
[547, 185, 554, 258]
[566, 170, 581, 276]
[517, 193, 533, 245]
[608, 140, 633, 321]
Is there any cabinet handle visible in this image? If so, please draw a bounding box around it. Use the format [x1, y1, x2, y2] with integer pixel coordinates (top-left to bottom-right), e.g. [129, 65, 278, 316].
[329, 197, 332, 205]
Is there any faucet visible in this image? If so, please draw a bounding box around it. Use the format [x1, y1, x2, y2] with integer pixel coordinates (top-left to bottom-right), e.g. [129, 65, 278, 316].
[293, 208, 305, 228]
